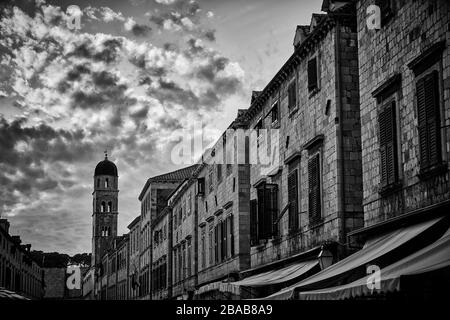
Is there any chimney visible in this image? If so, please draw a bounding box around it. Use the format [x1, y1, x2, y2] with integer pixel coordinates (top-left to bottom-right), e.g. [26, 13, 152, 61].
[321, 0, 351, 13]
[0, 219, 10, 234]
[251, 91, 262, 104]
[310, 14, 327, 33]
[293, 25, 310, 49]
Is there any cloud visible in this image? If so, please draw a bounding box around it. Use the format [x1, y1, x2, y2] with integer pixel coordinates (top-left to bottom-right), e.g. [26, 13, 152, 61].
[125, 17, 152, 37]
[0, 0, 245, 254]
[155, 0, 178, 5]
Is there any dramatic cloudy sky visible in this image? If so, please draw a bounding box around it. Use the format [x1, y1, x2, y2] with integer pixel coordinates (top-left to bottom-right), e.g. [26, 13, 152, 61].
[0, 0, 320, 255]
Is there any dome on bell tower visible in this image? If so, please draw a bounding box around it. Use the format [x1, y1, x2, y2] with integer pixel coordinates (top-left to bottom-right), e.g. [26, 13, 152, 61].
[94, 151, 118, 177]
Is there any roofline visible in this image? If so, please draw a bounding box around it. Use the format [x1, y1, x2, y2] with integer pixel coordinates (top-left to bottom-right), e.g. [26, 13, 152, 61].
[138, 164, 198, 201]
[235, 9, 355, 125]
[127, 215, 141, 230]
[0, 226, 43, 267]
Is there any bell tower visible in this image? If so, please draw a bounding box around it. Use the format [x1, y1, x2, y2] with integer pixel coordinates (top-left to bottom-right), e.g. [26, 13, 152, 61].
[92, 151, 119, 267]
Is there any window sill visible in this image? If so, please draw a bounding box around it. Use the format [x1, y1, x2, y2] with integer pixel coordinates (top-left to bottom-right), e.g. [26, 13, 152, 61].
[308, 87, 320, 98]
[418, 163, 448, 181]
[271, 236, 282, 244]
[308, 216, 324, 228]
[378, 181, 402, 197]
[288, 107, 298, 118]
[271, 120, 280, 129]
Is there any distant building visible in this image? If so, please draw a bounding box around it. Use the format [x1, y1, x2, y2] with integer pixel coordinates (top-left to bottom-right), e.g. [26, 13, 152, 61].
[0, 219, 44, 299]
[127, 216, 140, 300]
[138, 165, 197, 299]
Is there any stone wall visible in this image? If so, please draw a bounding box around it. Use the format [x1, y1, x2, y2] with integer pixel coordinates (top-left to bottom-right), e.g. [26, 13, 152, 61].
[356, 0, 450, 227]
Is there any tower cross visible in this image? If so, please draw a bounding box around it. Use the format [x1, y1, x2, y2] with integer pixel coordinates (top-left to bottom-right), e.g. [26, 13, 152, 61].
[104, 149, 108, 160]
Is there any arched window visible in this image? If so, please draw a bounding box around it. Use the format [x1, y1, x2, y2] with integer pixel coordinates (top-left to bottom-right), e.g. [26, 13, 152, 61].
[108, 202, 112, 212]
[97, 179, 100, 188]
[105, 178, 109, 188]
[101, 202, 106, 213]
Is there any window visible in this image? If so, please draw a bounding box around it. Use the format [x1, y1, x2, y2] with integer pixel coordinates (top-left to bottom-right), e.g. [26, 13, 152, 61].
[254, 184, 278, 243]
[379, 100, 399, 188]
[376, 0, 394, 26]
[187, 194, 192, 216]
[208, 224, 213, 265]
[308, 57, 318, 92]
[201, 227, 206, 269]
[97, 179, 100, 188]
[197, 177, 205, 195]
[288, 80, 297, 109]
[228, 215, 234, 257]
[107, 201, 112, 212]
[101, 201, 106, 213]
[288, 170, 299, 232]
[271, 101, 279, 124]
[209, 167, 214, 192]
[221, 220, 227, 261]
[214, 224, 218, 264]
[250, 199, 258, 246]
[416, 70, 442, 172]
[187, 240, 192, 277]
[105, 178, 109, 188]
[178, 247, 182, 281]
[217, 164, 222, 183]
[308, 154, 322, 224]
[182, 243, 186, 279]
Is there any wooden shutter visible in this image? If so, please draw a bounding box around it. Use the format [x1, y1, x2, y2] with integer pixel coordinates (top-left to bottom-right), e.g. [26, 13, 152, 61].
[222, 220, 227, 260]
[229, 215, 235, 256]
[308, 154, 321, 223]
[288, 170, 299, 231]
[379, 101, 397, 186]
[271, 187, 279, 237]
[288, 81, 297, 109]
[214, 224, 218, 263]
[417, 71, 441, 170]
[308, 58, 318, 91]
[257, 188, 266, 239]
[250, 199, 258, 246]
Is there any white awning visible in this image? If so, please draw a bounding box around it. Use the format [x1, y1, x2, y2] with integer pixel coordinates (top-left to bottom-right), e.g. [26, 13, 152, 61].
[298, 221, 450, 300]
[232, 259, 318, 287]
[259, 216, 444, 300]
[195, 260, 318, 297]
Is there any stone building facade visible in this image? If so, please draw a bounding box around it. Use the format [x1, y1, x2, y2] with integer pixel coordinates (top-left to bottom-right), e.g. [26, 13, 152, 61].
[0, 219, 44, 299]
[193, 118, 252, 299]
[240, 2, 363, 273]
[354, 0, 450, 228]
[150, 206, 170, 300]
[127, 216, 140, 299]
[168, 177, 198, 299]
[138, 166, 197, 299]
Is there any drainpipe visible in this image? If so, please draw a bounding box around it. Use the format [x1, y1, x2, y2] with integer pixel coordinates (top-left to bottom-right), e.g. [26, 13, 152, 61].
[334, 19, 347, 257]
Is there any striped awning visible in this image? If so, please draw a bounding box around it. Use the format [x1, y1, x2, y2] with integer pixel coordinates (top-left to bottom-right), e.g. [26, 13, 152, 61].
[0, 288, 30, 300]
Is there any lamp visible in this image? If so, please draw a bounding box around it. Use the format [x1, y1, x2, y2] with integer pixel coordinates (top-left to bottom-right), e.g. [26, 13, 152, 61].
[318, 245, 333, 270]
